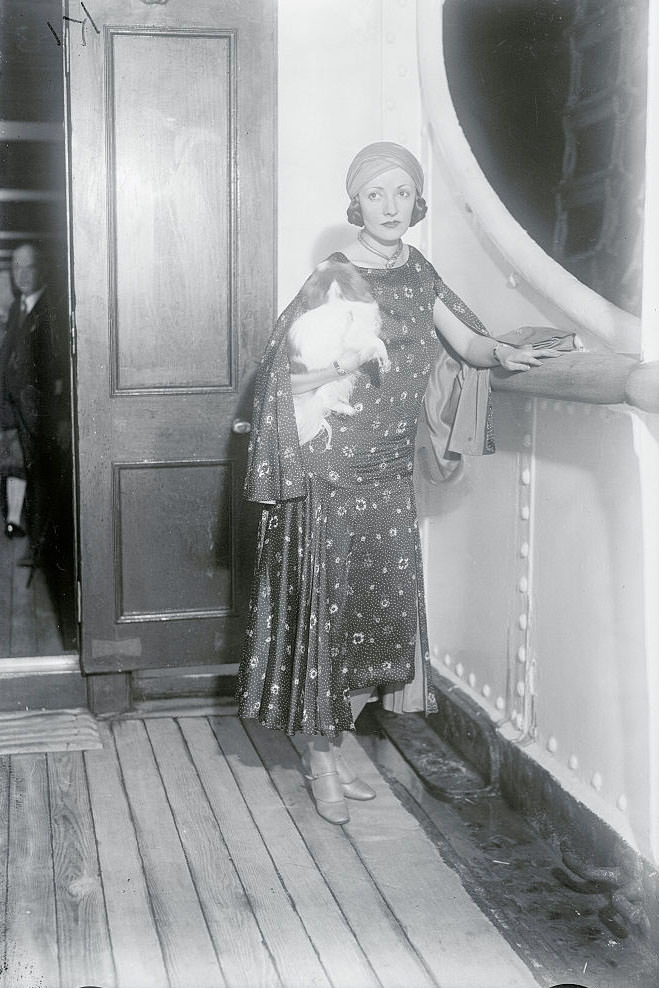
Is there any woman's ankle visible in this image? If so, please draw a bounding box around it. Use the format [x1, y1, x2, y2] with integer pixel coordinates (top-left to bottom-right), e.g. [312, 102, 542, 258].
[332, 736, 355, 783]
[302, 736, 336, 776]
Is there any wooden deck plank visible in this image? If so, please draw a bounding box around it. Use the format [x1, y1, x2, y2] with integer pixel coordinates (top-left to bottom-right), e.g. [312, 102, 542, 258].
[4, 753, 59, 988]
[0, 758, 9, 975]
[84, 721, 169, 988]
[112, 719, 224, 988]
[48, 751, 115, 988]
[337, 734, 540, 988]
[247, 721, 436, 988]
[211, 717, 380, 988]
[0, 708, 102, 755]
[33, 567, 63, 656]
[9, 543, 37, 657]
[146, 717, 280, 988]
[0, 533, 12, 656]
[179, 716, 330, 988]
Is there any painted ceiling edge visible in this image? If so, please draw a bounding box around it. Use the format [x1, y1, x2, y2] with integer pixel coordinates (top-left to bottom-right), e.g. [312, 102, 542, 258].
[416, 0, 641, 355]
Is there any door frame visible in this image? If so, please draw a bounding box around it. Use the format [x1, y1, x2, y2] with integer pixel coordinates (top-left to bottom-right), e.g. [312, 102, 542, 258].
[63, 1, 277, 714]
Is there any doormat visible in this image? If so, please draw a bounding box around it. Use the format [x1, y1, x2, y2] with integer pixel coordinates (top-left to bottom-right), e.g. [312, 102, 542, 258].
[0, 708, 103, 755]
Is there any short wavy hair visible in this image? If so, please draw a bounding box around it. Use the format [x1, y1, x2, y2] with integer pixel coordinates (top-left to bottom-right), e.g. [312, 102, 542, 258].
[346, 194, 428, 228]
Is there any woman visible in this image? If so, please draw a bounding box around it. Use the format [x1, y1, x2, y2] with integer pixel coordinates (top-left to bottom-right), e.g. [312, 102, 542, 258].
[238, 143, 555, 824]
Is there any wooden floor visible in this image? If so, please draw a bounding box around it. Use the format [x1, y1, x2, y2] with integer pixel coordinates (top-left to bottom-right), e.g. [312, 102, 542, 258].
[0, 713, 540, 988]
[0, 530, 70, 657]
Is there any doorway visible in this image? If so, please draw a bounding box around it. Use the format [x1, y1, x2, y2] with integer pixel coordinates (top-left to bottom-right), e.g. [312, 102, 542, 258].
[2, 0, 277, 715]
[0, 0, 78, 680]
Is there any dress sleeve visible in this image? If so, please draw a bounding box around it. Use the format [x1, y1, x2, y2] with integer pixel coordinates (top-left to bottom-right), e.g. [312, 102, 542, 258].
[243, 293, 309, 504]
[430, 264, 491, 338]
[418, 254, 496, 460]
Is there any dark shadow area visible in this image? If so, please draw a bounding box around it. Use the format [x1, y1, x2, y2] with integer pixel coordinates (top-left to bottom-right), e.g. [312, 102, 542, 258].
[358, 706, 659, 988]
[0, 0, 76, 654]
[443, 0, 647, 315]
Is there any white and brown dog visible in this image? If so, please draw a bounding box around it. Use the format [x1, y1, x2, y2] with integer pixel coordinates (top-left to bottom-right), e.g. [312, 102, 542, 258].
[288, 260, 390, 446]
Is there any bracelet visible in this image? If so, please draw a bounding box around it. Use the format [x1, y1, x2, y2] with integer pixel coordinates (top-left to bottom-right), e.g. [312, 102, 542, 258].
[333, 359, 347, 377]
[492, 342, 504, 365]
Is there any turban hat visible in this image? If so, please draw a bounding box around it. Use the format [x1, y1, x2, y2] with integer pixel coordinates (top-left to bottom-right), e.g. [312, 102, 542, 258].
[345, 142, 424, 199]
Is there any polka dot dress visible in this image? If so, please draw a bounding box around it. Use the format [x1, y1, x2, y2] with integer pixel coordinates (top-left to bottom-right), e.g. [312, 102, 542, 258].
[238, 247, 445, 736]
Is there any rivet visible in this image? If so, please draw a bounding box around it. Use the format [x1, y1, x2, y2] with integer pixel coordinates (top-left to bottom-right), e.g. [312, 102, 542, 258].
[507, 272, 519, 289]
[482, 684, 491, 698]
[516, 681, 525, 697]
[385, 32, 396, 44]
[547, 736, 558, 754]
[540, 399, 548, 411]
[517, 645, 526, 663]
[455, 662, 464, 677]
[443, 652, 452, 667]
[518, 576, 528, 593]
[386, 99, 396, 111]
[553, 401, 562, 412]
[513, 711, 523, 729]
[568, 754, 579, 771]
[617, 794, 628, 812]
[520, 505, 530, 521]
[520, 468, 531, 486]
[591, 771, 603, 791]
[523, 433, 533, 448]
[432, 643, 440, 657]
[520, 542, 529, 558]
[398, 65, 408, 77]
[525, 400, 533, 413]
[518, 613, 528, 630]
[468, 672, 476, 688]
[495, 696, 505, 711]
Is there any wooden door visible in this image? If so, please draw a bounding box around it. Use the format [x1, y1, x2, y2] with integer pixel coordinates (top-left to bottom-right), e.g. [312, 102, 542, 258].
[65, 0, 275, 705]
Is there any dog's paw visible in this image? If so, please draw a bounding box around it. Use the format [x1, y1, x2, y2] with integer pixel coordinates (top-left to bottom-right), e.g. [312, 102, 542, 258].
[332, 400, 358, 416]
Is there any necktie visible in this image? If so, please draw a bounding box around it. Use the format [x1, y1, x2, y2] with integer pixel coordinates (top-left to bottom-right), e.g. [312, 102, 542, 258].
[18, 296, 27, 327]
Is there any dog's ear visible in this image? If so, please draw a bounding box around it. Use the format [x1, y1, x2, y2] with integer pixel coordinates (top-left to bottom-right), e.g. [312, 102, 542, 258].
[301, 266, 330, 309]
[338, 264, 375, 304]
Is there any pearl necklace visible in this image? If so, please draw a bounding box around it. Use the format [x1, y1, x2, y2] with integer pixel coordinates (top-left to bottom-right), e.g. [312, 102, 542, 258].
[358, 230, 404, 269]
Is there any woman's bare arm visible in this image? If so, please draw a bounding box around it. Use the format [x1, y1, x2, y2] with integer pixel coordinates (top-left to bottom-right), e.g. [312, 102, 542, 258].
[432, 298, 561, 371]
[289, 347, 372, 395]
[290, 366, 343, 395]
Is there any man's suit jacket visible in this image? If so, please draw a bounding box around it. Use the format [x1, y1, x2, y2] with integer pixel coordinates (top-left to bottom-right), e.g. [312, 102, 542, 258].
[0, 289, 69, 461]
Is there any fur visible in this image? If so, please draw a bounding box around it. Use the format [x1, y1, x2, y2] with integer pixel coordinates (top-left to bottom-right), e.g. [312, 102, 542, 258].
[288, 260, 390, 446]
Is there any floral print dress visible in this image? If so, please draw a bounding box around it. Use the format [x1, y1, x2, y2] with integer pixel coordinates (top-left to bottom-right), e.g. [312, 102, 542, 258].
[238, 247, 475, 736]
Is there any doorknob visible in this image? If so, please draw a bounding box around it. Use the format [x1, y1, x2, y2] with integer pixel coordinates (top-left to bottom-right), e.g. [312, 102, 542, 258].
[232, 419, 252, 434]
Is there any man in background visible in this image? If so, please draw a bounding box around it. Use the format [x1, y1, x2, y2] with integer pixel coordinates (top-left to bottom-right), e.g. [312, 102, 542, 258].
[0, 266, 26, 536]
[0, 242, 71, 571]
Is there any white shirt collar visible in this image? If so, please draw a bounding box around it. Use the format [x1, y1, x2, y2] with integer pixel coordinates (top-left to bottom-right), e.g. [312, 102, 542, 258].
[22, 286, 46, 316]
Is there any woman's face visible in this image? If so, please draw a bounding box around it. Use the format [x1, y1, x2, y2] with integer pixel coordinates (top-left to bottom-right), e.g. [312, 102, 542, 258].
[357, 166, 416, 244]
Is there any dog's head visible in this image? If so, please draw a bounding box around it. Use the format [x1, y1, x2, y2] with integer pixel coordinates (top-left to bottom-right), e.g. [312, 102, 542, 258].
[300, 259, 375, 310]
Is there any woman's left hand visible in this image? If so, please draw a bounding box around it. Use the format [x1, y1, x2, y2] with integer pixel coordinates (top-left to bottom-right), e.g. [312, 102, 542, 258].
[495, 343, 562, 372]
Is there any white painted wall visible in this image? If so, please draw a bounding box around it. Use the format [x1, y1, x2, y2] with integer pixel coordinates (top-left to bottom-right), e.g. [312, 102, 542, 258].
[276, 0, 655, 861]
[277, 0, 421, 307]
[415, 8, 654, 859]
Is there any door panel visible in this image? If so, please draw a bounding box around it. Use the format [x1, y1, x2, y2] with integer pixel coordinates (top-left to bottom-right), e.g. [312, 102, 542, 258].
[115, 461, 234, 620]
[66, 0, 275, 675]
[110, 30, 234, 392]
